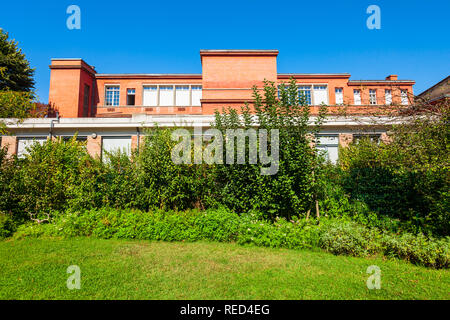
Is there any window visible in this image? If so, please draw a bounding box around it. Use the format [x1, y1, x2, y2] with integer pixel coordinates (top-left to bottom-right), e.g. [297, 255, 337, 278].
[102, 136, 132, 160]
[369, 89, 377, 105]
[401, 89, 408, 105]
[62, 136, 87, 142]
[192, 86, 202, 106]
[17, 137, 46, 158]
[143, 85, 202, 107]
[105, 86, 120, 106]
[313, 85, 328, 105]
[316, 135, 339, 164]
[143, 86, 158, 106]
[354, 134, 381, 144]
[127, 89, 136, 106]
[159, 86, 174, 106]
[385, 89, 392, 105]
[354, 89, 361, 105]
[176, 86, 190, 106]
[335, 88, 343, 105]
[298, 86, 312, 105]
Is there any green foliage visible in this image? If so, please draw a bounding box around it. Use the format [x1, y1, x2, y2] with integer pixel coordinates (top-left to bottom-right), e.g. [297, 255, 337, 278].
[0, 213, 16, 239]
[0, 91, 36, 133]
[0, 28, 35, 92]
[17, 137, 94, 220]
[135, 128, 213, 211]
[13, 207, 450, 269]
[14, 207, 240, 243]
[340, 125, 449, 236]
[213, 78, 327, 219]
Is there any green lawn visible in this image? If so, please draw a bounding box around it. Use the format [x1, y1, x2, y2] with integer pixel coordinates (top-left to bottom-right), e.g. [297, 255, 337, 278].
[0, 238, 448, 299]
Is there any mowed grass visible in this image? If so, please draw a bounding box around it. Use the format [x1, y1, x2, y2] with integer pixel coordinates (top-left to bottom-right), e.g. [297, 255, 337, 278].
[0, 238, 448, 300]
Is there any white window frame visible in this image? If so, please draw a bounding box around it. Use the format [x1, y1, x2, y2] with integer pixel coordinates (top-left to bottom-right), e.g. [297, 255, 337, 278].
[401, 89, 408, 105]
[354, 89, 361, 105]
[335, 88, 344, 105]
[105, 85, 120, 106]
[278, 83, 329, 106]
[141, 84, 202, 107]
[316, 134, 339, 164]
[385, 89, 392, 105]
[369, 89, 377, 105]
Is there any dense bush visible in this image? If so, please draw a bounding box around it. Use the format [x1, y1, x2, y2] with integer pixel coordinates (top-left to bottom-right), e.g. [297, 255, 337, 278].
[340, 137, 449, 236]
[12, 208, 449, 269]
[0, 213, 15, 239]
[16, 137, 94, 220]
[213, 78, 326, 219]
[135, 128, 213, 211]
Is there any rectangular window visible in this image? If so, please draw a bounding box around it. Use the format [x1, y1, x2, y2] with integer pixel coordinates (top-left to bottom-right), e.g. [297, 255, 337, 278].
[159, 85, 174, 106]
[316, 135, 339, 164]
[369, 89, 377, 105]
[298, 86, 312, 105]
[143, 86, 158, 106]
[127, 89, 136, 106]
[335, 88, 343, 105]
[313, 85, 328, 105]
[401, 89, 408, 105]
[105, 86, 120, 106]
[354, 134, 381, 144]
[17, 137, 46, 158]
[354, 89, 361, 105]
[176, 86, 190, 106]
[191, 85, 202, 106]
[385, 89, 392, 105]
[102, 136, 132, 161]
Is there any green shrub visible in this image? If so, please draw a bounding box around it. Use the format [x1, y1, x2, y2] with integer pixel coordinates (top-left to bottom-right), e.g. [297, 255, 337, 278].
[0, 213, 16, 239]
[13, 208, 448, 268]
[213, 78, 327, 219]
[135, 128, 213, 211]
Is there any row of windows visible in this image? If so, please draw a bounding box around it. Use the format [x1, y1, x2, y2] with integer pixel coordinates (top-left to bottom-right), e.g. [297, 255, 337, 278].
[278, 85, 409, 106]
[15, 136, 131, 159]
[14, 134, 382, 164]
[278, 85, 329, 105]
[352, 88, 408, 105]
[105, 85, 202, 107]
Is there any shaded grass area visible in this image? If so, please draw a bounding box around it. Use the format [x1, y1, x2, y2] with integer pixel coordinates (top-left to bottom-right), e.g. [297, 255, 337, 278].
[0, 238, 448, 300]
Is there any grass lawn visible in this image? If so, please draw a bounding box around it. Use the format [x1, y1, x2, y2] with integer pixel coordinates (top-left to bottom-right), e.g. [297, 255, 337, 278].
[0, 238, 448, 300]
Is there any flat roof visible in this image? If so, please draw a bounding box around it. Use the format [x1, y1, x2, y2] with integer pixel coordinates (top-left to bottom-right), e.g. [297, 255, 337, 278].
[200, 49, 278, 53]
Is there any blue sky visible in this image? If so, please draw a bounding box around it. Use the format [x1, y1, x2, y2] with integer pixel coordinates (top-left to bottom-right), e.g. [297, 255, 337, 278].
[1, 0, 449, 102]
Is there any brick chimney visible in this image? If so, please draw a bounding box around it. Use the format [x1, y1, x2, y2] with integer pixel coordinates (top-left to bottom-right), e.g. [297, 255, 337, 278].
[385, 75, 398, 81]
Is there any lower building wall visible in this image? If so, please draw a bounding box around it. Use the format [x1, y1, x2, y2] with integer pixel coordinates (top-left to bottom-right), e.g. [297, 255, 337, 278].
[1, 127, 390, 164]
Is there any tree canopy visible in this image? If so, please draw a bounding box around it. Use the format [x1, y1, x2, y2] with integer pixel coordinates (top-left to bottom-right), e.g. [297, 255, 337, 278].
[0, 28, 35, 92]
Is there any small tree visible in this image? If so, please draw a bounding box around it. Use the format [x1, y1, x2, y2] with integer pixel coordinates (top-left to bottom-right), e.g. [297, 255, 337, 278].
[0, 29, 36, 133]
[0, 28, 35, 92]
[213, 78, 327, 220]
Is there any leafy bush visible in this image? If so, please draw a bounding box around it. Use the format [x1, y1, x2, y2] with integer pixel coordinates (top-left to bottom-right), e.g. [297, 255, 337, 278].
[0, 213, 16, 239]
[340, 136, 449, 236]
[213, 78, 326, 219]
[17, 137, 93, 220]
[135, 128, 213, 211]
[13, 208, 449, 269]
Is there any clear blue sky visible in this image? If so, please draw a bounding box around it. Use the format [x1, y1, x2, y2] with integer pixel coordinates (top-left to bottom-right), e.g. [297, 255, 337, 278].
[1, 0, 449, 102]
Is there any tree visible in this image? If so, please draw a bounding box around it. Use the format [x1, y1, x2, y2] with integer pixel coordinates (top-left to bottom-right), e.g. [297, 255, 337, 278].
[213, 78, 327, 220]
[0, 28, 35, 92]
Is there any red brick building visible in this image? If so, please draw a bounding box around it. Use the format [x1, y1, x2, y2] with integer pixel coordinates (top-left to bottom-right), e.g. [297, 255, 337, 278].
[2, 50, 415, 163]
